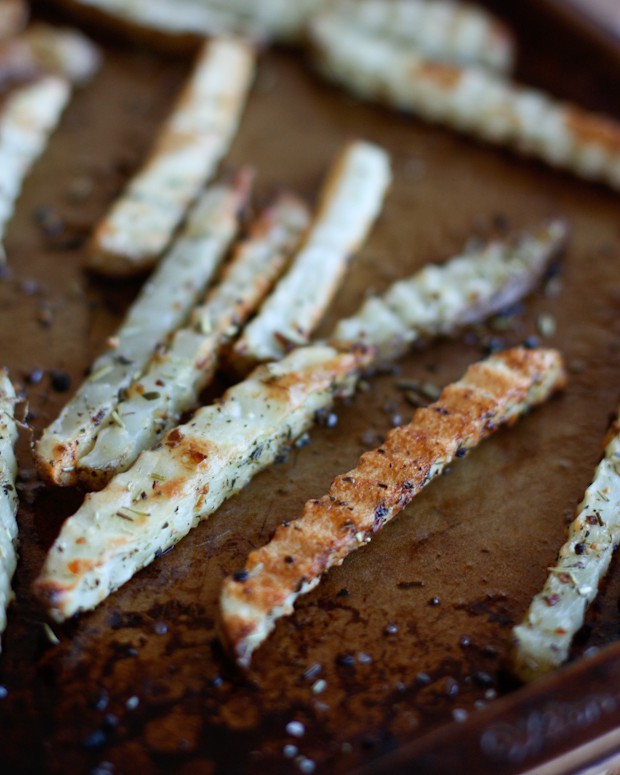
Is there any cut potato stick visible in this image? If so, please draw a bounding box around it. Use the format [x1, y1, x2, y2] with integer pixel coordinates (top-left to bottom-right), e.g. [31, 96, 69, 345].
[513, 413, 620, 682]
[34, 219, 562, 621]
[88, 37, 255, 276]
[323, 0, 514, 73]
[19, 23, 102, 86]
[220, 347, 566, 668]
[230, 140, 391, 373]
[77, 193, 310, 488]
[0, 370, 18, 648]
[330, 220, 567, 361]
[310, 18, 620, 191]
[35, 172, 252, 487]
[34, 345, 369, 621]
[0, 0, 28, 41]
[54, 0, 323, 45]
[0, 75, 70, 249]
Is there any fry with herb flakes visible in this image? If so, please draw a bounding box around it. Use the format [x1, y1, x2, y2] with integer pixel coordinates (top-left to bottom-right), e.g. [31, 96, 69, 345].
[230, 140, 391, 374]
[513, 412, 620, 682]
[88, 37, 255, 276]
[0, 75, 70, 250]
[220, 348, 566, 668]
[77, 193, 311, 488]
[34, 345, 370, 621]
[35, 172, 252, 487]
[310, 17, 620, 191]
[330, 220, 567, 361]
[0, 370, 18, 649]
[322, 0, 514, 73]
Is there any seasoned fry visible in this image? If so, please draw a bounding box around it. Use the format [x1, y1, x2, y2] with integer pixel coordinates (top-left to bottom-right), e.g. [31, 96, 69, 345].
[513, 412, 620, 682]
[34, 346, 369, 621]
[310, 17, 620, 191]
[0, 0, 28, 41]
[330, 220, 567, 361]
[0, 370, 18, 648]
[220, 348, 566, 668]
[0, 75, 70, 249]
[323, 0, 514, 73]
[54, 0, 323, 45]
[88, 37, 255, 276]
[77, 194, 310, 488]
[230, 140, 391, 373]
[19, 23, 102, 86]
[35, 172, 252, 487]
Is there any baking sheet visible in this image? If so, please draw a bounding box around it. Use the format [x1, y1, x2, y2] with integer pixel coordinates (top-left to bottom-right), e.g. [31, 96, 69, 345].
[2, 2, 620, 773]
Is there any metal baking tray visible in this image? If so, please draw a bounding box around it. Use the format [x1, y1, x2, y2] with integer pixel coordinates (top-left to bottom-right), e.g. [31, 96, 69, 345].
[2, 2, 620, 772]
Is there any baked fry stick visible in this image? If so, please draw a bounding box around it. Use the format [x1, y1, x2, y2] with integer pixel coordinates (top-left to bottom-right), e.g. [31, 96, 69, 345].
[513, 412, 620, 682]
[36, 172, 252, 486]
[330, 220, 567, 361]
[34, 220, 563, 621]
[0, 370, 18, 648]
[88, 37, 255, 276]
[77, 194, 310, 488]
[310, 18, 620, 191]
[324, 0, 514, 73]
[0, 76, 70, 250]
[230, 140, 391, 373]
[220, 348, 566, 668]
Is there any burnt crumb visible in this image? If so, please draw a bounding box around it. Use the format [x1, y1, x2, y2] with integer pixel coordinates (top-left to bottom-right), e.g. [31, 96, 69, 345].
[455, 448, 467, 458]
[108, 611, 123, 630]
[233, 570, 249, 582]
[574, 542, 586, 555]
[336, 588, 349, 597]
[49, 370, 71, 392]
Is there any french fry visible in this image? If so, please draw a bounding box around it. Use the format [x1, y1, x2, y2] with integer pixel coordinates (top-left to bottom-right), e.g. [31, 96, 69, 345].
[18, 23, 102, 86]
[35, 219, 562, 621]
[34, 345, 369, 621]
[230, 140, 391, 373]
[77, 193, 310, 488]
[88, 37, 255, 276]
[35, 172, 252, 487]
[322, 0, 514, 73]
[513, 412, 620, 682]
[330, 220, 567, 361]
[0, 370, 18, 649]
[0, 75, 71, 250]
[310, 17, 620, 191]
[220, 348, 566, 668]
[53, 0, 323, 45]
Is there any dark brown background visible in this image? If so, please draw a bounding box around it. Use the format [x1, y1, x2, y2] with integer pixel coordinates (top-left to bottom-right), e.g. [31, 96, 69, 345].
[2, 1, 620, 773]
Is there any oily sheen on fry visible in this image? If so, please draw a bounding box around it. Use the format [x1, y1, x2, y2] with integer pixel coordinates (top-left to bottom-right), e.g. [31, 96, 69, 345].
[220, 347, 567, 668]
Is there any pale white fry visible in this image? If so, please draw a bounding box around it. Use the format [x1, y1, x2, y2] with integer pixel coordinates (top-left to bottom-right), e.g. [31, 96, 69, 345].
[0, 76, 70, 249]
[88, 37, 255, 276]
[54, 0, 324, 44]
[20, 23, 102, 86]
[330, 220, 567, 361]
[77, 193, 310, 488]
[220, 348, 566, 668]
[310, 17, 620, 191]
[0, 370, 18, 648]
[325, 0, 514, 73]
[231, 140, 391, 373]
[513, 414, 620, 682]
[0, 0, 28, 41]
[35, 172, 252, 487]
[34, 345, 369, 622]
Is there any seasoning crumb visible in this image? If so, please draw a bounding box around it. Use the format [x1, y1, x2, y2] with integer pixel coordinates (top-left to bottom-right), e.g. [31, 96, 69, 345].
[43, 622, 60, 645]
[484, 688, 497, 700]
[153, 622, 168, 635]
[283, 744, 298, 758]
[336, 654, 355, 667]
[459, 635, 471, 648]
[452, 708, 468, 722]
[25, 368, 44, 385]
[357, 652, 372, 664]
[295, 433, 310, 448]
[296, 757, 316, 774]
[312, 679, 327, 695]
[81, 729, 107, 750]
[126, 696, 139, 710]
[0, 686, 7, 699]
[341, 742, 353, 754]
[537, 313, 556, 338]
[383, 623, 398, 636]
[286, 720, 305, 738]
[429, 596, 441, 606]
[415, 672, 431, 686]
[303, 663, 322, 681]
